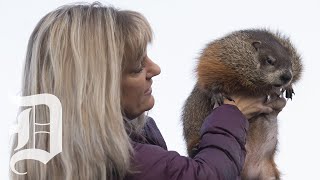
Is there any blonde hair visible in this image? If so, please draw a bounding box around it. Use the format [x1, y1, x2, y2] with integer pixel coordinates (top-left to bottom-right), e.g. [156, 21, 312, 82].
[11, 2, 153, 180]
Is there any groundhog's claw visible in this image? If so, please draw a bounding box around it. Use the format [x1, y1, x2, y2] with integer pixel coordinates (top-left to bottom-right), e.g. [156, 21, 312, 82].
[285, 86, 295, 100]
[209, 86, 224, 107]
[190, 143, 200, 158]
[210, 93, 224, 107]
[224, 95, 235, 102]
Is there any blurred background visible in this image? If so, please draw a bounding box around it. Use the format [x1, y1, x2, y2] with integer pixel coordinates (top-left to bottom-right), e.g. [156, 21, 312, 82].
[1, 0, 319, 179]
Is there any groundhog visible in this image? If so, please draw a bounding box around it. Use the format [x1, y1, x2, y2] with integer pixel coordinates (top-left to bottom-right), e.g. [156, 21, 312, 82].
[182, 29, 302, 180]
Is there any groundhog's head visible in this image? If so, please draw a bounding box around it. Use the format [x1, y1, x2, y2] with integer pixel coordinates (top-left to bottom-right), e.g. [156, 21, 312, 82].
[252, 39, 293, 89]
[197, 29, 302, 96]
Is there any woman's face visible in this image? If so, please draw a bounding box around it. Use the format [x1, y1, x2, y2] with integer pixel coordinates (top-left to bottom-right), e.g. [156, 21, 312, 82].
[121, 55, 161, 119]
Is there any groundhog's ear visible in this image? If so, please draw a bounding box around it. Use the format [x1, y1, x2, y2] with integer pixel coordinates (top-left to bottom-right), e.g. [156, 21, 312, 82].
[252, 41, 261, 51]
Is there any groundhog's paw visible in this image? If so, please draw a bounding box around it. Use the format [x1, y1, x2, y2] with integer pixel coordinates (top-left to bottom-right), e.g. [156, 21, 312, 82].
[210, 92, 224, 107]
[285, 86, 295, 100]
[190, 143, 200, 158]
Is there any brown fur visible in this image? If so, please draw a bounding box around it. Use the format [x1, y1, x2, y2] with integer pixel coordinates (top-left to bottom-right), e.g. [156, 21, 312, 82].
[182, 29, 302, 179]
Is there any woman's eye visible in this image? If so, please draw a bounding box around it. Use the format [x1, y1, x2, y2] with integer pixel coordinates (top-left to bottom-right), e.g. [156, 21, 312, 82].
[132, 57, 147, 74]
[134, 67, 144, 73]
[133, 63, 145, 74]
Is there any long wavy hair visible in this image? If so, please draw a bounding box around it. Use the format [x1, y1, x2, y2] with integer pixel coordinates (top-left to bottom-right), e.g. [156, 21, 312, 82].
[10, 2, 153, 180]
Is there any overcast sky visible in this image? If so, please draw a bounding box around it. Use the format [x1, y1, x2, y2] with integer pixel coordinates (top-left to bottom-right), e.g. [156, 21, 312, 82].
[1, 0, 319, 179]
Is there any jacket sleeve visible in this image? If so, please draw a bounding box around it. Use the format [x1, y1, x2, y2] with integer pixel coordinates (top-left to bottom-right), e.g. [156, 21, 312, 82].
[126, 104, 248, 180]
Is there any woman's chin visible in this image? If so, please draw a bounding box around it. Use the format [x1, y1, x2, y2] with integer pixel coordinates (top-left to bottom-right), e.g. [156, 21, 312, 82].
[145, 95, 155, 111]
[126, 96, 155, 119]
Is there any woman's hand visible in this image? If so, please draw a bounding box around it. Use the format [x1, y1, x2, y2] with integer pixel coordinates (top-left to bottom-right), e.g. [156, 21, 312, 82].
[223, 95, 287, 119]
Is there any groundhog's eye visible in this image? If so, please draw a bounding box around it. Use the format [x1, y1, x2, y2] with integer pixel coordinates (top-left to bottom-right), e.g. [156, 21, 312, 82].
[266, 56, 275, 65]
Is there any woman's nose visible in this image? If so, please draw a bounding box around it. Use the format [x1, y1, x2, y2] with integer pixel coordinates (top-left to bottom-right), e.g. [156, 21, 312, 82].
[146, 57, 161, 79]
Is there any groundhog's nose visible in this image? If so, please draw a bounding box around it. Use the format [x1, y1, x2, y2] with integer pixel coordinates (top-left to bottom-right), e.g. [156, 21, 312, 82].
[280, 71, 292, 84]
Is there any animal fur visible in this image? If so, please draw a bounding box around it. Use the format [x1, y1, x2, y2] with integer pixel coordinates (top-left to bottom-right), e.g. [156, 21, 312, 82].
[182, 29, 302, 180]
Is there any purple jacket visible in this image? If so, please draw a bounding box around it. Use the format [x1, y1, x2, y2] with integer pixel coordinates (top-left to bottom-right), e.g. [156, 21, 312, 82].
[125, 104, 249, 180]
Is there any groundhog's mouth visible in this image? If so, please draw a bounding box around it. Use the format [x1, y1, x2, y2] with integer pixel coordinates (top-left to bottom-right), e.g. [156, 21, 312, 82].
[270, 86, 284, 97]
[273, 84, 283, 88]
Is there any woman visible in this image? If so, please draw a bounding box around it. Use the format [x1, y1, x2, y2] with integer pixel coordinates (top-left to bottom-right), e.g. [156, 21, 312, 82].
[11, 2, 286, 180]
